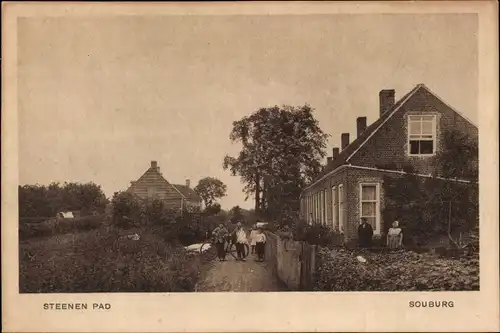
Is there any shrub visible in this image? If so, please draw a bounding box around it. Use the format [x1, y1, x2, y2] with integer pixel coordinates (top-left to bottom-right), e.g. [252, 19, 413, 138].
[19, 226, 203, 293]
[175, 221, 209, 246]
[288, 220, 344, 247]
[111, 191, 144, 228]
[313, 247, 479, 291]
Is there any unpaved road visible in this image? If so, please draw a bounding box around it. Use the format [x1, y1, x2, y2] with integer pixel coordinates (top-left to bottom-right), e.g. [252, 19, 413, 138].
[196, 255, 286, 292]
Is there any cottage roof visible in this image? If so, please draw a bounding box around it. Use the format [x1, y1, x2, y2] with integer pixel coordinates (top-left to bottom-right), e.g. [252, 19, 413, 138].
[172, 184, 201, 202]
[128, 163, 201, 202]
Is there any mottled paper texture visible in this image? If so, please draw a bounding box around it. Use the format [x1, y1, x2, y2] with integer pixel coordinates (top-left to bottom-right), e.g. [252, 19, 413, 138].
[2, 1, 499, 332]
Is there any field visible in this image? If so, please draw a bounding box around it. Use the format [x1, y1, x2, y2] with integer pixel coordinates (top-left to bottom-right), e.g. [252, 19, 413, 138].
[19, 220, 208, 293]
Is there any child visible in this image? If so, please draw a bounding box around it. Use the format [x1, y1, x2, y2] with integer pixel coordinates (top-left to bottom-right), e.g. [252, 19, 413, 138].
[255, 227, 267, 262]
[249, 224, 258, 254]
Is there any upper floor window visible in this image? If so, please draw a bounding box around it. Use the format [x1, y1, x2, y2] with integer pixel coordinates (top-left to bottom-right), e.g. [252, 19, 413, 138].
[408, 115, 437, 156]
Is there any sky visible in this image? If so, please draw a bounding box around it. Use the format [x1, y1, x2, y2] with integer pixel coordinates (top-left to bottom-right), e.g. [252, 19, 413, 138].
[18, 14, 478, 210]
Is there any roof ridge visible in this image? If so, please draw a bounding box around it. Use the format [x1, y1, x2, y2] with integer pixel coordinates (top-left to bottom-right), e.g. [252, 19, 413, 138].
[419, 84, 478, 128]
[129, 167, 187, 199]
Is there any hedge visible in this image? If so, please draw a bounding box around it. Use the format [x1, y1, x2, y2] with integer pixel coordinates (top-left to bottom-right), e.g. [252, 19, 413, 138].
[19, 215, 104, 240]
[313, 247, 479, 291]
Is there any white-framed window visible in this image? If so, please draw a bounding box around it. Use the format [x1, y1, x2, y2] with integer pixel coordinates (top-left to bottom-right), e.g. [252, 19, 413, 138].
[147, 187, 156, 198]
[338, 184, 344, 232]
[324, 189, 328, 225]
[313, 193, 318, 222]
[331, 186, 337, 229]
[320, 189, 324, 225]
[309, 195, 313, 225]
[308, 195, 312, 224]
[359, 183, 381, 234]
[316, 192, 320, 224]
[408, 115, 437, 156]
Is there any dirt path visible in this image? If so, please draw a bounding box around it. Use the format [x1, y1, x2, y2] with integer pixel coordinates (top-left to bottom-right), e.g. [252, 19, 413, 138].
[196, 254, 285, 292]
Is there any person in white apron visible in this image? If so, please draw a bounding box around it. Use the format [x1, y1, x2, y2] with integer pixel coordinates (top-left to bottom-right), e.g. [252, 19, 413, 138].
[249, 224, 258, 254]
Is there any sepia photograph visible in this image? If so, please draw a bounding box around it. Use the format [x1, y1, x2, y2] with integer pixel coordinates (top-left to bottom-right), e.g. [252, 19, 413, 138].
[2, 1, 499, 332]
[16, 7, 481, 294]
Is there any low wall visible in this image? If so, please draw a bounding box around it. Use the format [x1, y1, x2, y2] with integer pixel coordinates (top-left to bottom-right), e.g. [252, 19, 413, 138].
[266, 232, 316, 291]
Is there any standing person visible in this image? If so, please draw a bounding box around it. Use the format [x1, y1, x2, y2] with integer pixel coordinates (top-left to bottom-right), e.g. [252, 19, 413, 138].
[255, 227, 267, 262]
[231, 222, 248, 261]
[387, 220, 403, 250]
[212, 223, 229, 261]
[358, 218, 374, 248]
[249, 224, 258, 255]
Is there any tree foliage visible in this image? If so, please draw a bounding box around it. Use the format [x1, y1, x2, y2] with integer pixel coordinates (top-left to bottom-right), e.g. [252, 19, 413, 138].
[229, 205, 244, 224]
[223, 104, 329, 220]
[193, 177, 227, 207]
[435, 130, 478, 181]
[19, 182, 108, 218]
[203, 203, 222, 217]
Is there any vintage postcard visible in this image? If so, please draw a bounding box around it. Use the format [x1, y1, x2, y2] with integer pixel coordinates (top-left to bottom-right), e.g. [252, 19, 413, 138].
[2, 1, 499, 332]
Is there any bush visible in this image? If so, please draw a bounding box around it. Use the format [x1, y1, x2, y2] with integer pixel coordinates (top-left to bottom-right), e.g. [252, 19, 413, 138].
[19, 226, 202, 293]
[287, 220, 344, 247]
[313, 247, 479, 291]
[111, 191, 145, 228]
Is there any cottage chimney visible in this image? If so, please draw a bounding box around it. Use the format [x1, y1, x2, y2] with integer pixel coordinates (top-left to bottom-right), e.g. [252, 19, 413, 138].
[332, 147, 340, 158]
[356, 117, 367, 137]
[341, 133, 350, 150]
[151, 160, 158, 170]
[327, 157, 333, 166]
[185, 178, 191, 188]
[379, 89, 395, 116]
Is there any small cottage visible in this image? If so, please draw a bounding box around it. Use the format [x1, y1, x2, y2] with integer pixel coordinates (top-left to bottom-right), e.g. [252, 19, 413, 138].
[126, 161, 202, 212]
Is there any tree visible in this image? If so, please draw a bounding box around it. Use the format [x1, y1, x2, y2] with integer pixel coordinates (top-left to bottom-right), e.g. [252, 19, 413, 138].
[18, 182, 108, 218]
[435, 130, 478, 181]
[110, 191, 144, 228]
[223, 104, 329, 220]
[203, 203, 222, 217]
[229, 205, 244, 223]
[194, 177, 227, 207]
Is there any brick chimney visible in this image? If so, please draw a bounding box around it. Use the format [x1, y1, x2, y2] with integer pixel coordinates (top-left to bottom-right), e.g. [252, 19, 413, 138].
[379, 89, 395, 117]
[332, 147, 340, 158]
[327, 157, 333, 167]
[185, 178, 191, 188]
[151, 160, 158, 170]
[341, 133, 350, 150]
[356, 117, 367, 137]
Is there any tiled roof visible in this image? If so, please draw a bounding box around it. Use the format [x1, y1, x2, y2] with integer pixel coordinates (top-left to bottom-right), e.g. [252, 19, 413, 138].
[172, 184, 201, 202]
[308, 84, 424, 187]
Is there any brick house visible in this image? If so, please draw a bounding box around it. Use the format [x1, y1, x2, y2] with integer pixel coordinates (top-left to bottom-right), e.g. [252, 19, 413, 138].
[126, 161, 202, 212]
[300, 84, 478, 242]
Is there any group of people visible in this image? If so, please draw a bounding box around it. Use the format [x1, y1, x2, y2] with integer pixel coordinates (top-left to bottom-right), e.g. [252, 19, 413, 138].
[358, 218, 404, 249]
[210, 222, 267, 262]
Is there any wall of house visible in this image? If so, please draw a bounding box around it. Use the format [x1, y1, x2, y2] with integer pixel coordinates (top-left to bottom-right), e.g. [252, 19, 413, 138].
[349, 87, 478, 175]
[344, 168, 388, 241]
[302, 169, 348, 232]
[127, 170, 183, 210]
